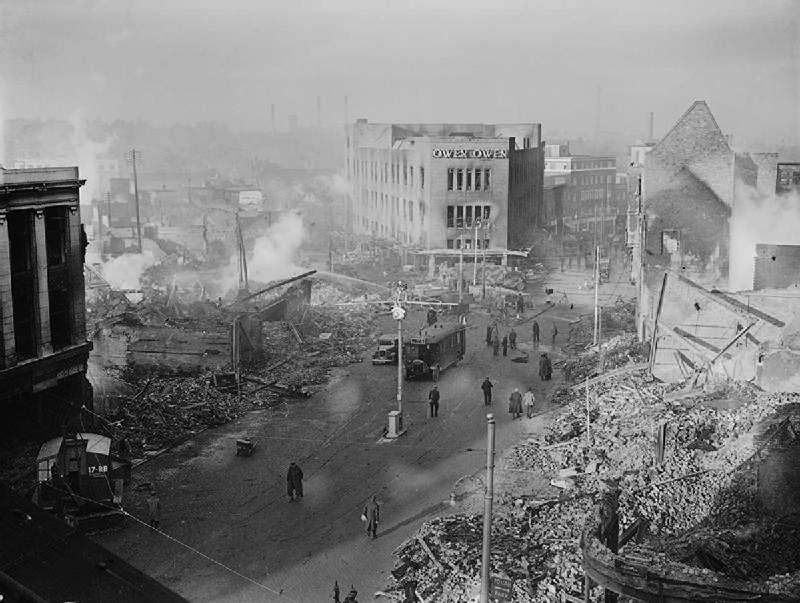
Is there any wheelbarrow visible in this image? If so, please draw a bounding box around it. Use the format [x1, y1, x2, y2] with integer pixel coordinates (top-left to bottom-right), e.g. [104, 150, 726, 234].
[235, 438, 255, 457]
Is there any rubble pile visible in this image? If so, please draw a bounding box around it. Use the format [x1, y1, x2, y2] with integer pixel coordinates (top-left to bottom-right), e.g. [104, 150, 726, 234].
[562, 333, 646, 383]
[108, 374, 271, 456]
[388, 366, 800, 600]
[388, 499, 596, 603]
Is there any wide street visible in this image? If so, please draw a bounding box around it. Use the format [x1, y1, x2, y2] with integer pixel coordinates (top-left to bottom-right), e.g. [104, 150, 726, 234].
[95, 266, 631, 602]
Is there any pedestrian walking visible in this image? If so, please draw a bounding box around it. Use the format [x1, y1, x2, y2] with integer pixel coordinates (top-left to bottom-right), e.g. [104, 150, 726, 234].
[501, 335, 508, 356]
[532, 321, 540, 345]
[432, 363, 441, 382]
[363, 495, 380, 539]
[508, 388, 523, 419]
[492, 335, 499, 357]
[517, 294, 525, 316]
[147, 489, 161, 531]
[428, 385, 440, 417]
[539, 352, 552, 381]
[485, 324, 492, 346]
[481, 376, 493, 405]
[551, 323, 558, 347]
[523, 386, 536, 418]
[509, 328, 517, 350]
[287, 462, 304, 501]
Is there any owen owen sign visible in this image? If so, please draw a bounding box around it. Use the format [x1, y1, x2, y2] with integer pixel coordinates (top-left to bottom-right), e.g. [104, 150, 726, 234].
[432, 148, 508, 159]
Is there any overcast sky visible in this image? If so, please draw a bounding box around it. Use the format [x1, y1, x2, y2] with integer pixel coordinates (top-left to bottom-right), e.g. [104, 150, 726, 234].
[1, 0, 797, 144]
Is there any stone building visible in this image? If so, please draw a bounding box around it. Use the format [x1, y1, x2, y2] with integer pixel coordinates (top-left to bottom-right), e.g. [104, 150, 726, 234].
[344, 120, 545, 253]
[0, 166, 92, 437]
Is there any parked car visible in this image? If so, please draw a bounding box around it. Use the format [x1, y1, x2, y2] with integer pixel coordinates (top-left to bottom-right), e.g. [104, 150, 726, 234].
[371, 334, 399, 365]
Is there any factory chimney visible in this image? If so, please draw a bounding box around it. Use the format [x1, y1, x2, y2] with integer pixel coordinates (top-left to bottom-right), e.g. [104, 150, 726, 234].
[344, 95, 349, 125]
[271, 104, 276, 133]
[648, 112, 654, 142]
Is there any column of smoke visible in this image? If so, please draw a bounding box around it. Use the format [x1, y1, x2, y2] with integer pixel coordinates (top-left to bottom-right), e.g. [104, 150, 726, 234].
[729, 180, 800, 291]
[221, 213, 306, 291]
[69, 112, 110, 206]
[101, 251, 159, 291]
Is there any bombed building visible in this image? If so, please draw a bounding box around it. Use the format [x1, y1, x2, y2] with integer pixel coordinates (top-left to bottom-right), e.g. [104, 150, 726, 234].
[0, 167, 92, 437]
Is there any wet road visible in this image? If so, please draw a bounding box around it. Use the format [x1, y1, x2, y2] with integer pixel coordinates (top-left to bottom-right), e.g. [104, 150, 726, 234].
[94, 298, 593, 602]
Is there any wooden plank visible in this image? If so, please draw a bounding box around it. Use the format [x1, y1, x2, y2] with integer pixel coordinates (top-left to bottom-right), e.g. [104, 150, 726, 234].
[710, 291, 786, 327]
[673, 326, 724, 355]
[416, 535, 444, 572]
[649, 272, 668, 374]
[707, 322, 757, 366]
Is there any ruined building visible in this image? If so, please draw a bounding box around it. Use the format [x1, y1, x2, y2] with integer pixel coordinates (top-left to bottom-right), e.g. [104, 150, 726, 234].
[0, 167, 92, 437]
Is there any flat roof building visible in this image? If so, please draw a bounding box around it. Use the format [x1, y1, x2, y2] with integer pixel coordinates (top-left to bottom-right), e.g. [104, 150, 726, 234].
[0, 166, 92, 437]
[345, 121, 544, 254]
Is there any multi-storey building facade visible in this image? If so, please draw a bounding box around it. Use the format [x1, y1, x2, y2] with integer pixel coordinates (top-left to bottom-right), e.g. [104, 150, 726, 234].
[345, 121, 544, 252]
[0, 167, 92, 436]
[543, 143, 618, 229]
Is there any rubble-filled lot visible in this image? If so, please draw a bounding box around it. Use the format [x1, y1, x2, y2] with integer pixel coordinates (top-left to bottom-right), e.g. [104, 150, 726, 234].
[384, 332, 800, 602]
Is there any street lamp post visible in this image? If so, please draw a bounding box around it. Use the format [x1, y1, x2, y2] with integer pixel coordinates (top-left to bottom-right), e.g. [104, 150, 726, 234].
[388, 281, 408, 438]
[480, 413, 496, 603]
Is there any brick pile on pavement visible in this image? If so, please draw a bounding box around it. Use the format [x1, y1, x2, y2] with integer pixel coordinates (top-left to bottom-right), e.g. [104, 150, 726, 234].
[386, 356, 800, 601]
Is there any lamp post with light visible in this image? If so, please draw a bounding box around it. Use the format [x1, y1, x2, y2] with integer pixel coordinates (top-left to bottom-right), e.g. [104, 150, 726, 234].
[387, 281, 408, 438]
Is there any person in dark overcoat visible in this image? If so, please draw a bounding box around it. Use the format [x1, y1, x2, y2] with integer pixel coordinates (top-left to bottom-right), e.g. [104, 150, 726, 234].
[287, 462, 304, 501]
[363, 496, 380, 539]
[508, 388, 523, 419]
[539, 353, 552, 381]
[481, 377, 493, 405]
[532, 321, 540, 345]
[509, 328, 517, 349]
[428, 385, 440, 418]
[501, 335, 508, 356]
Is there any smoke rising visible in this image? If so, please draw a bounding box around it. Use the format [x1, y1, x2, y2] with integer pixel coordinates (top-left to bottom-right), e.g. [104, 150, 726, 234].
[729, 181, 800, 291]
[101, 252, 158, 291]
[69, 112, 112, 206]
[245, 213, 306, 285]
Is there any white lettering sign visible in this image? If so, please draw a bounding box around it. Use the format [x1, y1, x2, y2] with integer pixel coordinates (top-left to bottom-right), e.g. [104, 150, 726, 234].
[432, 148, 508, 160]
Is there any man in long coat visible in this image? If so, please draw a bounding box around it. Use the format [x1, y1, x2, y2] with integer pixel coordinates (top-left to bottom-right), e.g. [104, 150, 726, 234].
[287, 462, 304, 501]
[363, 495, 380, 539]
[508, 388, 523, 419]
[481, 377, 493, 405]
[539, 353, 552, 381]
[532, 321, 540, 345]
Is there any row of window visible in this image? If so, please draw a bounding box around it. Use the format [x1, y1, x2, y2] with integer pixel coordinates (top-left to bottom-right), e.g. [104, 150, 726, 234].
[352, 158, 425, 189]
[573, 174, 615, 186]
[446, 238, 491, 250]
[446, 204, 491, 228]
[447, 168, 491, 192]
[360, 193, 424, 224]
[357, 216, 415, 244]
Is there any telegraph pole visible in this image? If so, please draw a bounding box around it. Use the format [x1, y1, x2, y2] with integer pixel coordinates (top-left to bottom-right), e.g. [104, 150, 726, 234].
[130, 149, 143, 254]
[593, 245, 601, 346]
[472, 221, 480, 285]
[458, 229, 465, 302]
[480, 413, 496, 603]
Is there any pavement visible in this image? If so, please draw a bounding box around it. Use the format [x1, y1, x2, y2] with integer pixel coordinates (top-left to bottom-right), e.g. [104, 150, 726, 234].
[93, 266, 621, 602]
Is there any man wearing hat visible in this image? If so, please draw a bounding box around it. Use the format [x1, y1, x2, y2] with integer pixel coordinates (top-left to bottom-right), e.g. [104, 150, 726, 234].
[481, 376, 493, 405]
[428, 385, 440, 417]
[508, 387, 523, 419]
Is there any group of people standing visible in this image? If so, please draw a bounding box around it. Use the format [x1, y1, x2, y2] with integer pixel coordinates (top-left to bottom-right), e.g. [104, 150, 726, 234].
[487, 319, 559, 357]
[485, 322, 521, 357]
[481, 377, 537, 419]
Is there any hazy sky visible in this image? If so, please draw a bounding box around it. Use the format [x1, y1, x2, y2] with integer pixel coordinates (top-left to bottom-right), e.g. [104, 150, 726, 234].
[1, 0, 798, 144]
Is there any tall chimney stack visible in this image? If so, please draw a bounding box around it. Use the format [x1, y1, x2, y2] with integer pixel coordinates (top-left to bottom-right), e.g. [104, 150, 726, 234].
[344, 95, 349, 125]
[648, 112, 654, 142]
[271, 104, 276, 132]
